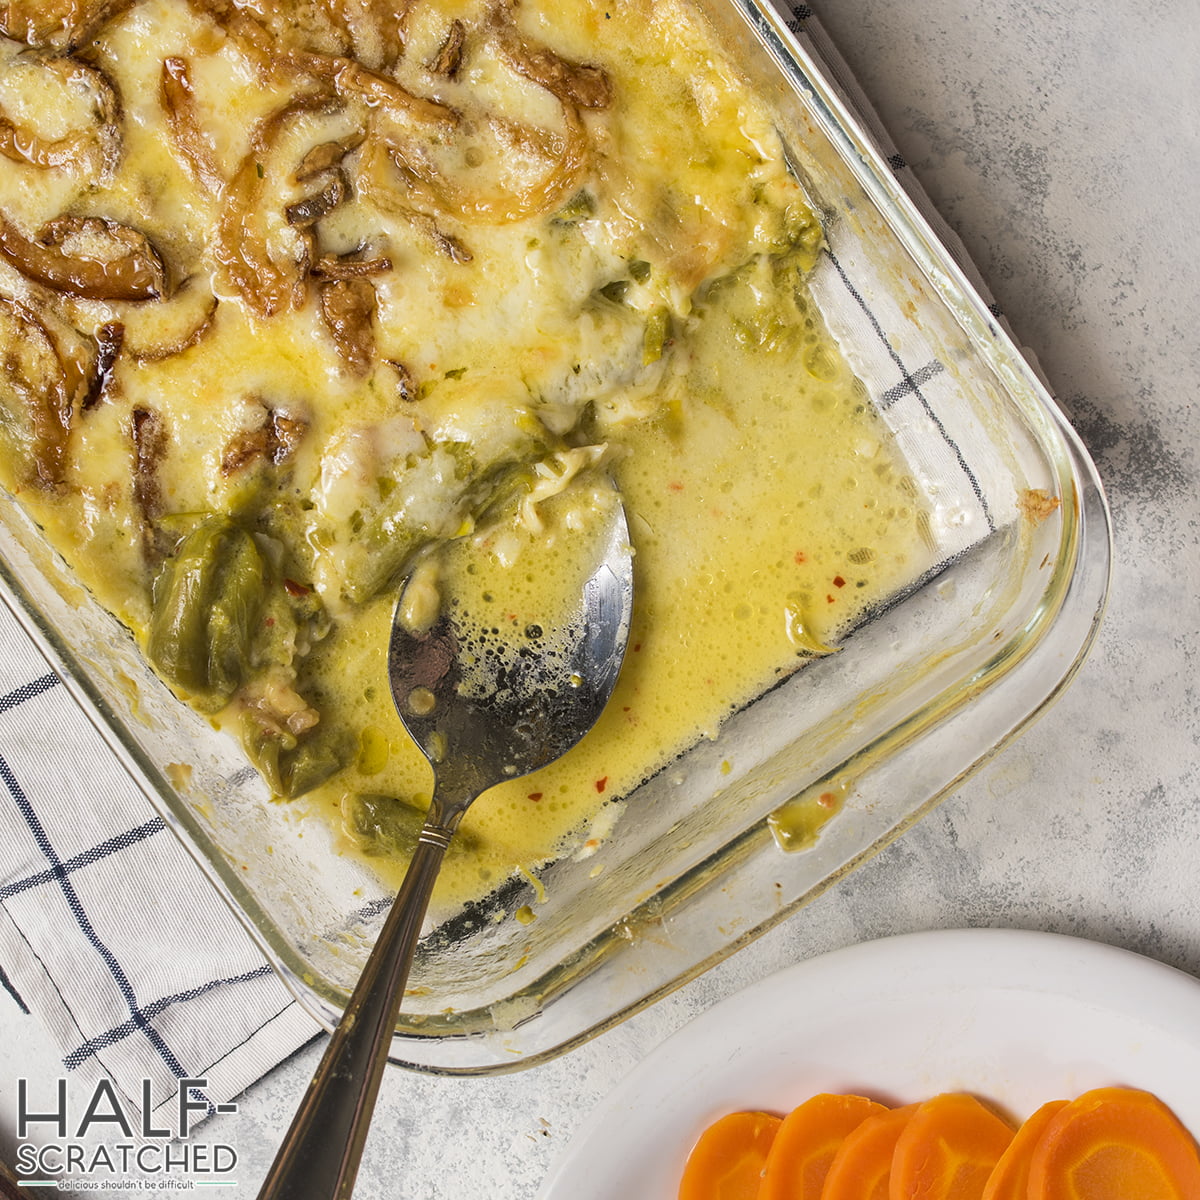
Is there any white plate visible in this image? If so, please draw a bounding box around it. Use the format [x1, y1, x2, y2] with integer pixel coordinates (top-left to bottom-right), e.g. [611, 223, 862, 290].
[538, 929, 1200, 1200]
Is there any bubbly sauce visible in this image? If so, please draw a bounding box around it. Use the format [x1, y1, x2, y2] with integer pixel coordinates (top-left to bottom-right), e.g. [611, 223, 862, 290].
[324, 287, 926, 901]
[0, 0, 928, 905]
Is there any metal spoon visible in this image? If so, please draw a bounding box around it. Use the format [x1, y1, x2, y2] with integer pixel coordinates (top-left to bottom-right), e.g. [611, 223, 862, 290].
[258, 489, 634, 1200]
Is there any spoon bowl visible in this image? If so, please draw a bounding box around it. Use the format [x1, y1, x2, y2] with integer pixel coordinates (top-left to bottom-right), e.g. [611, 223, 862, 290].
[389, 489, 634, 819]
[258, 483, 634, 1200]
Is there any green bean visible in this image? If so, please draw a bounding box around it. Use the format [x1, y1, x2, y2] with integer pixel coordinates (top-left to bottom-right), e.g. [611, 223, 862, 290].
[342, 452, 543, 605]
[643, 307, 670, 365]
[236, 704, 345, 798]
[344, 793, 480, 858]
[0, 296, 76, 489]
[205, 522, 264, 695]
[240, 711, 296, 796]
[147, 517, 266, 705]
[548, 188, 595, 228]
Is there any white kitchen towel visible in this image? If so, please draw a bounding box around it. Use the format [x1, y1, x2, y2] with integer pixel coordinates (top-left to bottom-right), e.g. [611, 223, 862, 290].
[0, 0, 1030, 1156]
[0, 618, 320, 1132]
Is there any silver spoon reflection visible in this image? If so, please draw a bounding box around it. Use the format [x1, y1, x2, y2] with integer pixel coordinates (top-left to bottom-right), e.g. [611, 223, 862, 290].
[258, 485, 634, 1199]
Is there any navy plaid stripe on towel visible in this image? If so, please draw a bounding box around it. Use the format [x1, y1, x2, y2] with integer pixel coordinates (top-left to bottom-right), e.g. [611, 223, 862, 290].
[0, 617, 319, 1137]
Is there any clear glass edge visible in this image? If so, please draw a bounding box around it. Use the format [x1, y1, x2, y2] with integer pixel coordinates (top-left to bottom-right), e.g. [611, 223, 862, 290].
[382, 0, 1116, 1068]
[0, 0, 1113, 1075]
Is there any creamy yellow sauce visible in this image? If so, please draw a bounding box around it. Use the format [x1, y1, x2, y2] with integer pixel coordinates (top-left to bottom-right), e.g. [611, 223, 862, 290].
[322, 281, 924, 901]
[0, 0, 927, 906]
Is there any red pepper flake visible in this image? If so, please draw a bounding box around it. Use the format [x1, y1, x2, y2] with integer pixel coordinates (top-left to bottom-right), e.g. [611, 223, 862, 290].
[265, 617, 276, 626]
[832, 575, 846, 588]
[283, 578, 310, 596]
[527, 792, 543, 802]
[818, 791, 837, 809]
[595, 777, 608, 794]
[794, 550, 807, 564]
[826, 594, 835, 604]
[632, 642, 642, 653]
[668, 481, 684, 492]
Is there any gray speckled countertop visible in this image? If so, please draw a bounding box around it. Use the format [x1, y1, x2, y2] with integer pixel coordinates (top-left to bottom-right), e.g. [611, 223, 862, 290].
[4, 1, 1199, 1196]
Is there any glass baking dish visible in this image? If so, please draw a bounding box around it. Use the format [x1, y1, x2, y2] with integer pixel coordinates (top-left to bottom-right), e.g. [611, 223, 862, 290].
[0, 0, 1110, 1073]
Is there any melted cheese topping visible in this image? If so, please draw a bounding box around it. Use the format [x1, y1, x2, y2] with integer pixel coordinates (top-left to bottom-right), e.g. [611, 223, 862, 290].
[0, 0, 928, 906]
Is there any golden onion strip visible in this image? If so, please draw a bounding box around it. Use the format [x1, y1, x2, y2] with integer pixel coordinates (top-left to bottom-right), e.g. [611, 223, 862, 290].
[0, 295, 75, 488]
[212, 92, 336, 319]
[0, 212, 165, 301]
[159, 56, 225, 198]
[0, 55, 120, 177]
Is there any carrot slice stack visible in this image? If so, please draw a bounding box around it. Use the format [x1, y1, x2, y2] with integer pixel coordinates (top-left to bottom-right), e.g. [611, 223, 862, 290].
[759, 1092, 889, 1200]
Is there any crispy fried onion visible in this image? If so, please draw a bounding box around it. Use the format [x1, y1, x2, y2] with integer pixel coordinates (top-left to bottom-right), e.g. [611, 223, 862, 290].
[131, 404, 169, 558]
[317, 275, 376, 374]
[312, 246, 391, 373]
[159, 56, 224, 198]
[121, 273, 219, 364]
[0, 53, 121, 177]
[294, 131, 363, 181]
[214, 93, 342, 319]
[380, 104, 589, 227]
[186, 0, 455, 129]
[374, 8, 611, 226]
[0, 0, 136, 51]
[0, 211, 166, 301]
[0, 294, 78, 488]
[490, 4, 612, 110]
[285, 168, 347, 227]
[312, 250, 390, 279]
[428, 18, 465, 78]
[352, 139, 472, 261]
[80, 318, 122, 411]
[221, 404, 308, 475]
[287, 133, 364, 226]
[317, 56, 457, 128]
[317, 0, 412, 73]
[189, 0, 412, 75]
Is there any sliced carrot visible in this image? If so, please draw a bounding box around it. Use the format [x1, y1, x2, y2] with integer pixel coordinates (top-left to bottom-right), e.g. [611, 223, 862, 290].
[888, 1092, 1015, 1200]
[1027, 1086, 1200, 1200]
[981, 1100, 1069, 1200]
[678, 1110, 782, 1200]
[759, 1092, 890, 1200]
[821, 1102, 920, 1200]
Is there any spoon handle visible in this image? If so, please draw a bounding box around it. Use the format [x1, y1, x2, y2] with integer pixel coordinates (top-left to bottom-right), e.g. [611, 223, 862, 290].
[256, 824, 454, 1200]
